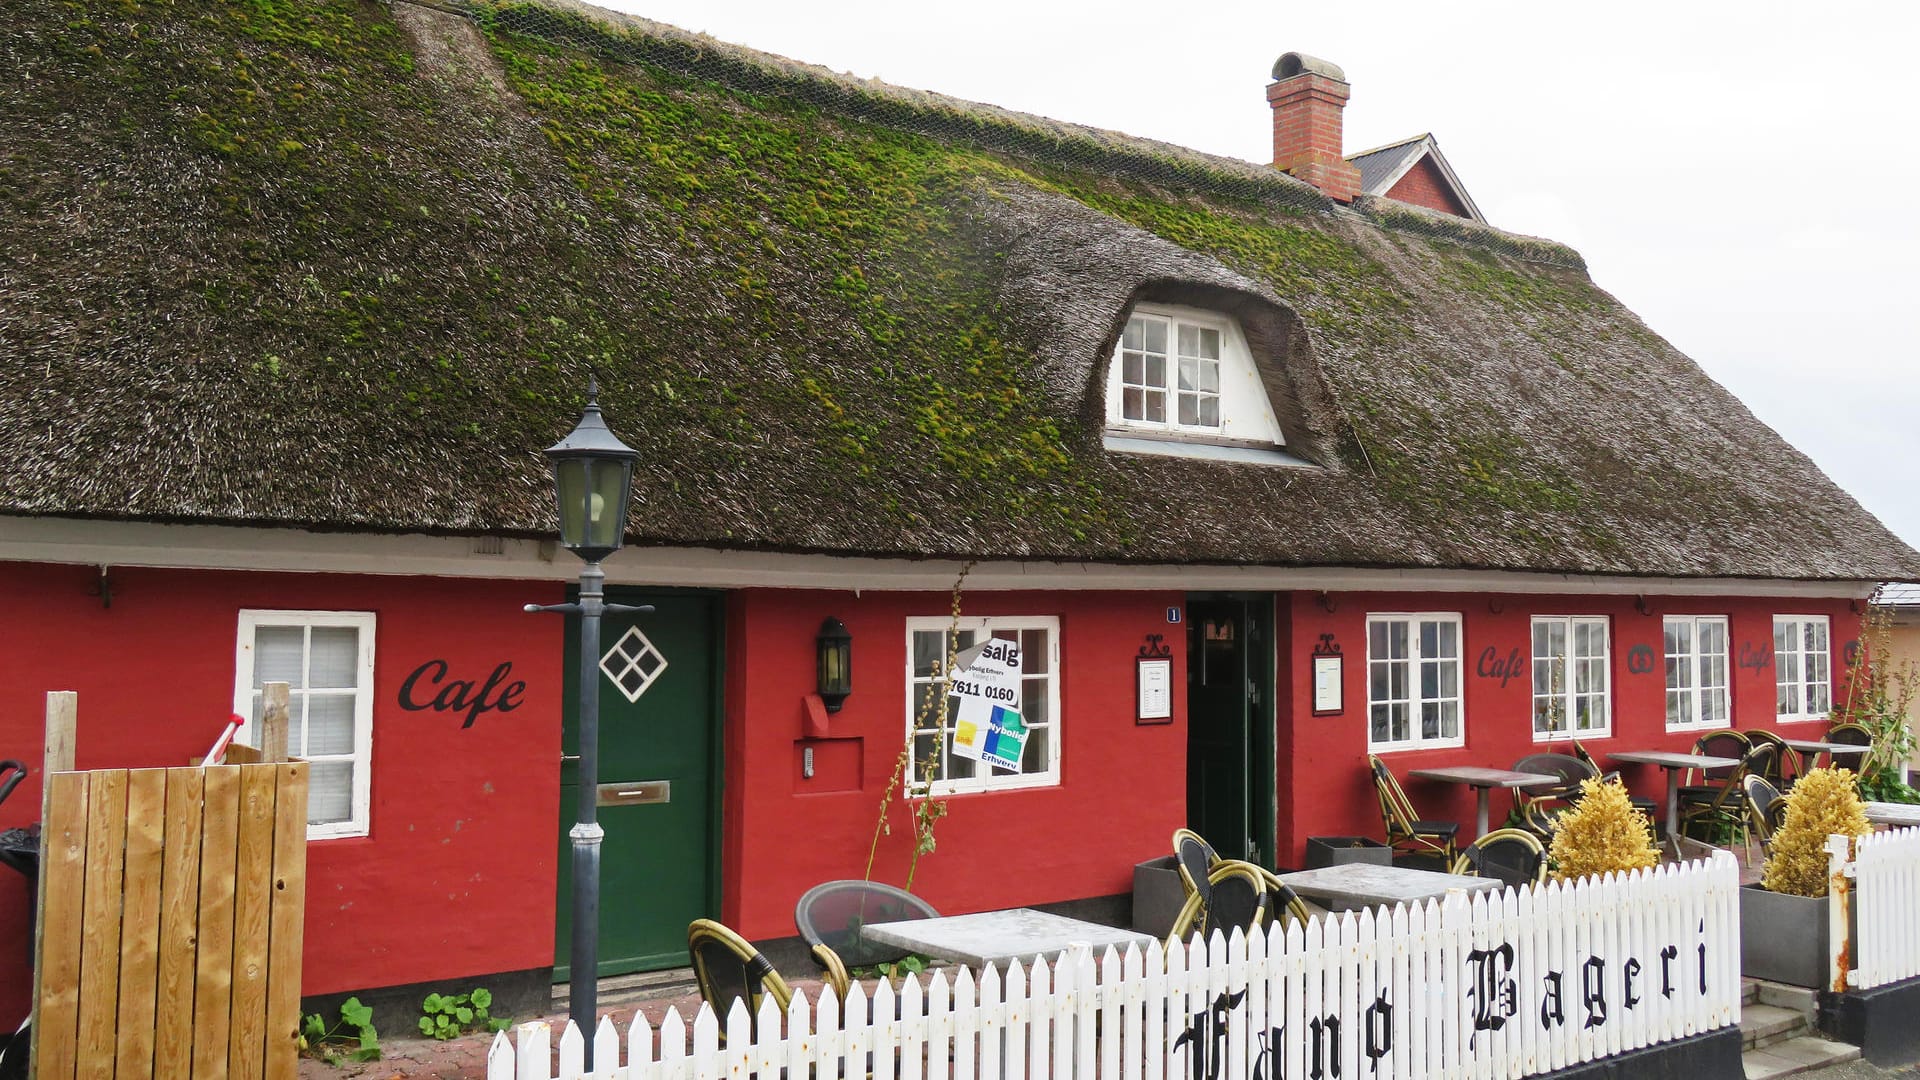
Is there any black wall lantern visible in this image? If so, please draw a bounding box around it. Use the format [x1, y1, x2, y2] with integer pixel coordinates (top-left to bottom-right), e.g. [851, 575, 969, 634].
[544, 375, 640, 562]
[816, 616, 853, 712]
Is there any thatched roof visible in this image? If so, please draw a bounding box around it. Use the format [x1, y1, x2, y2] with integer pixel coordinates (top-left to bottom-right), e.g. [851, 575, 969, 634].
[2, 0, 1914, 582]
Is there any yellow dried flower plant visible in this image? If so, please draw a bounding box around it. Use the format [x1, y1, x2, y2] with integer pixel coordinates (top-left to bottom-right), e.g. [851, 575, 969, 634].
[1761, 767, 1871, 898]
[1547, 777, 1660, 882]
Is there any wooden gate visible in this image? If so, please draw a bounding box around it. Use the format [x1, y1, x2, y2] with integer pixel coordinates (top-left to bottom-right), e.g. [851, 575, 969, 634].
[30, 690, 308, 1080]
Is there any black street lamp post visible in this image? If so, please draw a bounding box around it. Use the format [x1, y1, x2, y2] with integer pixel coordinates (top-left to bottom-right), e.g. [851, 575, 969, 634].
[524, 377, 647, 1065]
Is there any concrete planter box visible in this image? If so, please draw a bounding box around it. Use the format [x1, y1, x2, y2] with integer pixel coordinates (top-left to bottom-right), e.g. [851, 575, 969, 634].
[1740, 883, 1841, 989]
[1132, 856, 1186, 938]
[1305, 836, 1393, 869]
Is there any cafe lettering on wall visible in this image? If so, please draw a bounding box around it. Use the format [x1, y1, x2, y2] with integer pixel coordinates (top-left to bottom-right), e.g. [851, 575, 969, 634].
[1738, 640, 1774, 674]
[1174, 920, 1713, 1080]
[398, 659, 527, 728]
[1476, 646, 1525, 689]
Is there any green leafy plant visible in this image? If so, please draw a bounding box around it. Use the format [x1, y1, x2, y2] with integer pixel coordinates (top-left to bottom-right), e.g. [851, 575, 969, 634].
[299, 996, 380, 1064]
[1840, 603, 1919, 803]
[419, 987, 511, 1040]
[1761, 767, 1871, 898]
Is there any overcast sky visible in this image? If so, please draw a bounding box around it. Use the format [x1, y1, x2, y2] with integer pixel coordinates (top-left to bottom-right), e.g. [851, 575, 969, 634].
[595, 0, 1920, 554]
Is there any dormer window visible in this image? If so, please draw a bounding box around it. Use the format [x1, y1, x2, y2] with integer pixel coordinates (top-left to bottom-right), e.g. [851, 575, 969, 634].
[1105, 304, 1288, 451]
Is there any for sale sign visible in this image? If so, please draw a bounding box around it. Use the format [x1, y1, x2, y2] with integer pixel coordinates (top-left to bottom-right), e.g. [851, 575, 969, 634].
[947, 638, 1028, 771]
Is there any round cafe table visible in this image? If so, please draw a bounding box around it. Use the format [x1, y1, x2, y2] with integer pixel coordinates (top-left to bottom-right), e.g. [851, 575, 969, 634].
[1407, 765, 1560, 838]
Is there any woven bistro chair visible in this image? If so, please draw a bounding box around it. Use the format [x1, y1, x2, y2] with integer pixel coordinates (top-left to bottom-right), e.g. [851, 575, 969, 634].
[1679, 740, 1771, 854]
[1741, 774, 1788, 856]
[793, 879, 941, 1001]
[1568, 739, 1660, 823]
[1166, 860, 1270, 950]
[1742, 728, 1797, 788]
[1368, 755, 1459, 867]
[1169, 829, 1311, 930]
[1450, 828, 1548, 887]
[1826, 722, 1872, 775]
[1509, 752, 1595, 837]
[688, 919, 794, 1044]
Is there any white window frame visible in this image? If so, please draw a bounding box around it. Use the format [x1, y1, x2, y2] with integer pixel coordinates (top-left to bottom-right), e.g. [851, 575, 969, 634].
[1531, 615, 1612, 740]
[1104, 304, 1286, 446]
[1663, 615, 1731, 731]
[1365, 612, 1465, 752]
[905, 616, 1061, 796]
[1774, 614, 1832, 722]
[231, 609, 376, 840]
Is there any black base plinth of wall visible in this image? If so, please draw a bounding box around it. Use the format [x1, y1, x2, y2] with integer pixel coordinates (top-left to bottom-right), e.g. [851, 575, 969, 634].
[1527, 1026, 1744, 1080]
[299, 965, 552, 1041]
[1821, 974, 1920, 1066]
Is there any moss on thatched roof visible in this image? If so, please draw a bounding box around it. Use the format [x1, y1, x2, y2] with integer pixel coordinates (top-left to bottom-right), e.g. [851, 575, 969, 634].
[1, 0, 1914, 581]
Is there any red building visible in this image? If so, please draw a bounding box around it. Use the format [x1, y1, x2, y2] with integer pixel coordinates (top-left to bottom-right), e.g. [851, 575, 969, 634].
[2, 0, 1915, 1029]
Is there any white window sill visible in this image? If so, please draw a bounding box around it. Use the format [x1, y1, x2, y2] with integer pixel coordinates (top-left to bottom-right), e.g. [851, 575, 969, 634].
[1533, 730, 1610, 744]
[1102, 433, 1315, 468]
[1776, 714, 1831, 725]
[1664, 721, 1732, 734]
[1368, 739, 1466, 755]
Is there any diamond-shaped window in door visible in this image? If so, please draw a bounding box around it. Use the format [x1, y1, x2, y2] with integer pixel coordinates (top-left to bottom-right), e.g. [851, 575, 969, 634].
[600, 626, 669, 703]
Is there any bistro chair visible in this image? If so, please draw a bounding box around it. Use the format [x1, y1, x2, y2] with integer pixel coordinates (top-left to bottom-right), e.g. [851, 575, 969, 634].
[1742, 729, 1797, 788]
[1742, 774, 1788, 856]
[1167, 860, 1269, 950]
[1679, 740, 1771, 854]
[1368, 755, 1459, 867]
[1509, 752, 1595, 837]
[793, 879, 941, 1001]
[1450, 828, 1547, 887]
[688, 919, 794, 1044]
[1169, 829, 1312, 930]
[1826, 722, 1872, 775]
[1568, 739, 1660, 823]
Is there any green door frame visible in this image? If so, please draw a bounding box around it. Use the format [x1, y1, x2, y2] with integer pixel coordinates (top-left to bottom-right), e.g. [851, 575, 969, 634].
[1185, 591, 1277, 867]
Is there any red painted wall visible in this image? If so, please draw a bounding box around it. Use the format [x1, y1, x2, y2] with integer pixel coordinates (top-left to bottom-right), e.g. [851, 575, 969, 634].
[1384, 156, 1472, 218]
[1275, 591, 1861, 863]
[0, 563, 565, 1028]
[720, 588, 1188, 940]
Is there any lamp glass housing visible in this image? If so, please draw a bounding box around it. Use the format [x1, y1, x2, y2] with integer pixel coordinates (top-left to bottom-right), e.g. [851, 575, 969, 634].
[544, 386, 640, 562]
[817, 617, 853, 713]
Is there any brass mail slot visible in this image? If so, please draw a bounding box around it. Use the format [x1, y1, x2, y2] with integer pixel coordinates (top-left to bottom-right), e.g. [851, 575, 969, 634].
[596, 780, 670, 806]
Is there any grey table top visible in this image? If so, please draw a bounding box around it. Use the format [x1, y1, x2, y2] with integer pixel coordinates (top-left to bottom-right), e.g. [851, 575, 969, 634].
[861, 908, 1155, 968]
[1608, 750, 1741, 769]
[1408, 766, 1561, 789]
[1278, 864, 1500, 911]
[1865, 801, 1920, 827]
[1779, 739, 1856, 754]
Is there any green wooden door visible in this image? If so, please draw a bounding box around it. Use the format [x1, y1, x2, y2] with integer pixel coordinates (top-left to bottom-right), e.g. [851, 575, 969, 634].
[555, 588, 722, 979]
[1185, 595, 1275, 866]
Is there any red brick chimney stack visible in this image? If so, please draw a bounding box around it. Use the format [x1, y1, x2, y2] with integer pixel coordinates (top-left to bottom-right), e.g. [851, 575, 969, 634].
[1268, 52, 1362, 203]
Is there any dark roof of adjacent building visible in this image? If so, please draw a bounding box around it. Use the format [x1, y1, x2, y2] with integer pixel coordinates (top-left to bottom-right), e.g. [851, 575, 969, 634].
[1348, 133, 1485, 222]
[2, 0, 1916, 583]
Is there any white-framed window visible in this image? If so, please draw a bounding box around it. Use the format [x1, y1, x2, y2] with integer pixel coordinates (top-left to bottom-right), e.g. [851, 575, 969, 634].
[1365, 613, 1464, 751]
[1532, 615, 1611, 739]
[1104, 304, 1286, 446]
[232, 610, 376, 839]
[1774, 615, 1832, 721]
[1664, 615, 1730, 730]
[905, 616, 1060, 796]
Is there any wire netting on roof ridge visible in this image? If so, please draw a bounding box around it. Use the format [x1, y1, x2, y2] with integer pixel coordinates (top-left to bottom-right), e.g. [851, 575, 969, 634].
[1353, 197, 1587, 271]
[456, 0, 1334, 216]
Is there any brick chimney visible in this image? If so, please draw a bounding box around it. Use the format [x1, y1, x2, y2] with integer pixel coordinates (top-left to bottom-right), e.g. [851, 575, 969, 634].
[1268, 52, 1362, 203]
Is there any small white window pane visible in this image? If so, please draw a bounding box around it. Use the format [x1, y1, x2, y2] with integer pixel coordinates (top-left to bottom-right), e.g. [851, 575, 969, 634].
[309, 628, 359, 688]
[307, 761, 355, 825]
[1123, 387, 1144, 421]
[1369, 621, 1389, 655]
[1441, 701, 1459, 738]
[1439, 662, 1458, 697]
[1144, 390, 1165, 422]
[254, 627, 304, 687]
[306, 694, 356, 755]
[1145, 355, 1164, 387]
[1123, 352, 1144, 384]
[1774, 621, 1791, 651]
[1178, 357, 1196, 391]
[1370, 663, 1390, 702]
[1371, 705, 1390, 742]
[1178, 323, 1198, 357]
[1199, 361, 1219, 394]
[1178, 394, 1198, 426]
[1122, 319, 1143, 350]
[1143, 319, 1166, 353]
[911, 631, 946, 677]
[1197, 327, 1220, 359]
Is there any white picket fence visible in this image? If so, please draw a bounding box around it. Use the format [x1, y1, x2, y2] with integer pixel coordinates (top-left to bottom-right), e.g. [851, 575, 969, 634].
[1834, 825, 1920, 990]
[490, 854, 1741, 1080]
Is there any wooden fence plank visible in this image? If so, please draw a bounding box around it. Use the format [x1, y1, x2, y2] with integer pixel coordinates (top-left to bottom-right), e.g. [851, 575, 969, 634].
[116, 769, 170, 1078]
[31, 770, 90, 1080]
[44, 691, 77, 773]
[193, 765, 242, 1078]
[76, 768, 129, 1078]
[228, 765, 278, 1079]
[154, 767, 206, 1080]
[264, 762, 309, 1080]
